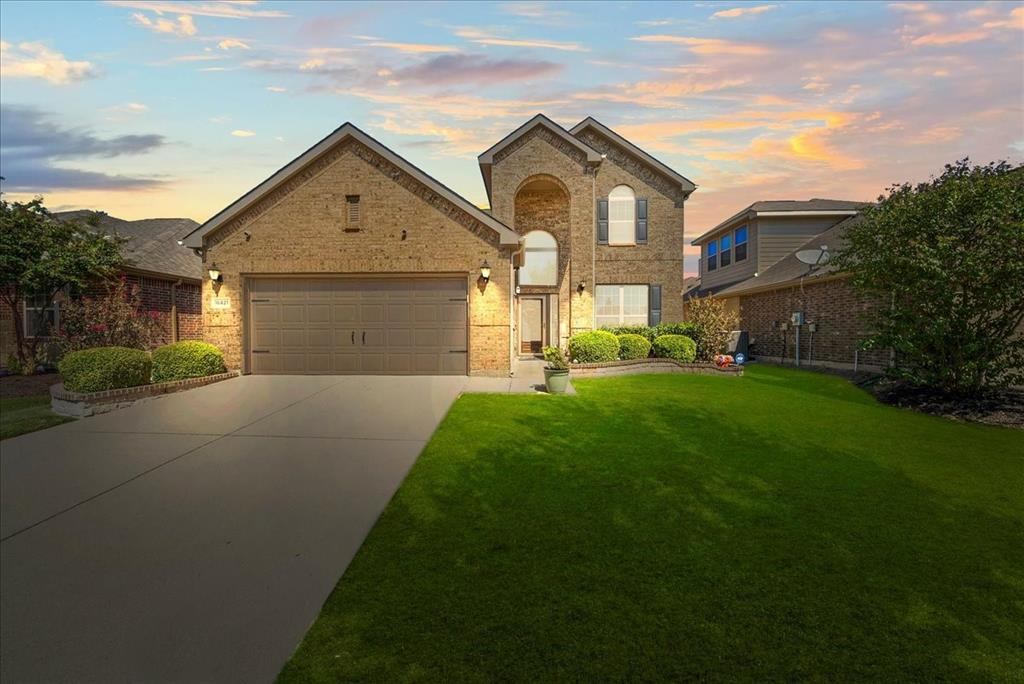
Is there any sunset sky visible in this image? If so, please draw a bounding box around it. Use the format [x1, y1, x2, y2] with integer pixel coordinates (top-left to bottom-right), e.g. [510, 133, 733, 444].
[1, 0, 1021, 275]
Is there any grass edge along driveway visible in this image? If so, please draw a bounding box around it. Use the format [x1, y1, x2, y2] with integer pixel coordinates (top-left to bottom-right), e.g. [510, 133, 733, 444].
[1, 395, 72, 440]
[279, 365, 1023, 682]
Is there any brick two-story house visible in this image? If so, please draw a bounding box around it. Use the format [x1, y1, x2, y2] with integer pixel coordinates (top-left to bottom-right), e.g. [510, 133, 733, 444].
[180, 115, 695, 376]
[689, 200, 891, 370]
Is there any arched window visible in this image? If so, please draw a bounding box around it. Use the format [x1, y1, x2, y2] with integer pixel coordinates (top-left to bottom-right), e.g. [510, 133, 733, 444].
[608, 185, 636, 245]
[520, 231, 558, 286]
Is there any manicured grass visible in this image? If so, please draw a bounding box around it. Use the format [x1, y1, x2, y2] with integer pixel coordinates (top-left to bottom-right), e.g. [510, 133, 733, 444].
[279, 366, 1024, 682]
[0, 395, 72, 440]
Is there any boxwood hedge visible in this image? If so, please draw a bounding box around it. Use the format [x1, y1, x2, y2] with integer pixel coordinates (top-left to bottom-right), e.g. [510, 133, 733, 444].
[151, 341, 227, 383]
[59, 346, 152, 393]
[652, 334, 697, 363]
[617, 333, 652, 360]
[568, 330, 620, 363]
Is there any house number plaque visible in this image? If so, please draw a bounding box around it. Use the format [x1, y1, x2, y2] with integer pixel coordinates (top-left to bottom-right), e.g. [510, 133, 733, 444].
[211, 297, 231, 310]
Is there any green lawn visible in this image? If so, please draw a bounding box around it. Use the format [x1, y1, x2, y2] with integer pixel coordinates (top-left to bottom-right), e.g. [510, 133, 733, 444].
[279, 366, 1024, 682]
[0, 395, 72, 440]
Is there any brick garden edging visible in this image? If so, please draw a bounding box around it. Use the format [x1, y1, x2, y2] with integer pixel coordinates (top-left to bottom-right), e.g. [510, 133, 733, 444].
[569, 358, 743, 378]
[50, 371, 239, 417]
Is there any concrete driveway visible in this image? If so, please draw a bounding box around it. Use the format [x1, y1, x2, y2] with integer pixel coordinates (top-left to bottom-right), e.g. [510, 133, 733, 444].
[0, 374, 469, 683]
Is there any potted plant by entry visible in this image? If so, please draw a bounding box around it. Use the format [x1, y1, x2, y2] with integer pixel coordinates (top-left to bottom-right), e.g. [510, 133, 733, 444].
[542, 345, 570, 394]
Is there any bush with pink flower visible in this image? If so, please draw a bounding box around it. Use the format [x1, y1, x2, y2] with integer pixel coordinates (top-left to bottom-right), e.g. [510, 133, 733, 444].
[58, 278, 164, 354]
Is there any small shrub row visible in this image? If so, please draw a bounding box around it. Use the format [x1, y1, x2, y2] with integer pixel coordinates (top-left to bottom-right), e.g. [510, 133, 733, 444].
[59, 341, 227, 393]
[600, 322, 698, 343]
[566, 330, 696, 363]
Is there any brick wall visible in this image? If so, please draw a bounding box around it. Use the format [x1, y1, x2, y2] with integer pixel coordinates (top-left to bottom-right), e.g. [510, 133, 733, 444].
[201, 138, 512, 375]
[0, 276, 203, 368]
[737, 276, 890, 369]
[490, 127, 688, 347]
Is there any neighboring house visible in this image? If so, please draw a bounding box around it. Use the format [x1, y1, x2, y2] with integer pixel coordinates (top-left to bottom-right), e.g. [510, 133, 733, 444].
[180, 115, 696, 376]
[689, 203, 889, 370]
[0, 212, 203, 367]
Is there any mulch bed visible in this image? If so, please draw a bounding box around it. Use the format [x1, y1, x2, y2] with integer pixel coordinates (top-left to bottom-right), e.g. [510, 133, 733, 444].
[0, 372, 62, 400]
[870, 381, 1024, 430]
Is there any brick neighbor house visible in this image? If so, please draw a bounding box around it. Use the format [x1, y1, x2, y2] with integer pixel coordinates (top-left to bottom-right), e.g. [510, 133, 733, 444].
[690, 202, 890, 371]
[0, 211, 203, 368]
[180, 115, 696, 376]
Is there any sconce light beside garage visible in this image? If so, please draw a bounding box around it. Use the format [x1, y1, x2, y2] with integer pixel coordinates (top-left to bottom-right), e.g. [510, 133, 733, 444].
[208, 263, 223, 283]
[577, 279, 586, 293]
[480, 260, 491, 282]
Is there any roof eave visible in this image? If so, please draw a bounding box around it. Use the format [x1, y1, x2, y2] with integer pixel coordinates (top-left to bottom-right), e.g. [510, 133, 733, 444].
[184, 122, 518, 248]
[690, 209, 861, 246]
[478, 113, 602, 166]
[569, 116, 697, 195]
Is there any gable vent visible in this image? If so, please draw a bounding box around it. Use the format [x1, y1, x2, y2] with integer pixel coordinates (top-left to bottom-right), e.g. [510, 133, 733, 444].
[345, 195, 360, 227]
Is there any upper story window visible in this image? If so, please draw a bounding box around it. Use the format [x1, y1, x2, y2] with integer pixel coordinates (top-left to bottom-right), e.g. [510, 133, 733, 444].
[707, 241, 718, 271]
[608, 185, 636, 245]
[720, 234, 732, 267]
[520, 230, 558, 286]
[735, 226, 748, 262]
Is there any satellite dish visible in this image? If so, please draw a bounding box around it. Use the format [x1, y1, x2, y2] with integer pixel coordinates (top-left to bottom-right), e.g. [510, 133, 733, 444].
[796, 246, 830, 266]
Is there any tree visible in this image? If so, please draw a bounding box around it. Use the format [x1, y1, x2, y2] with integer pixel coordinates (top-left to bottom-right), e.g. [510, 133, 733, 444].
[685, 296, 739, 362]
[833, 159, 1024, 395]
[0, 198, 125, 371]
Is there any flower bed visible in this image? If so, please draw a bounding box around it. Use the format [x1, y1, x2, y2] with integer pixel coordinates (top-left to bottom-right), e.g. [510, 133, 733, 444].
[50, 370, 238, 417]
[570, 358, 743, 378]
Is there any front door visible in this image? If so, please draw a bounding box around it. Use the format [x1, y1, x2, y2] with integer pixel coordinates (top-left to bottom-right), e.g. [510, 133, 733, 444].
[520, 297, 544, 354]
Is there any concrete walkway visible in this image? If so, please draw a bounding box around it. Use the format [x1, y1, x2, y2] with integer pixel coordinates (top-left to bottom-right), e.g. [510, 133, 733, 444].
[1, 373, 513, 683]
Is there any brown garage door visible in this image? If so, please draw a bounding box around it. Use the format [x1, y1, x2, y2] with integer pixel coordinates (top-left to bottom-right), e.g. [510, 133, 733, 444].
[248, 277, 468, 375]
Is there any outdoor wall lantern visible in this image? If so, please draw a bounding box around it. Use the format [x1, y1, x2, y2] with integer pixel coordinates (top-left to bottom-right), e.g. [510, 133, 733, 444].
[577, 279, 586, 293]
[208, 264, 223, 283]
[480, 260, 491, 282]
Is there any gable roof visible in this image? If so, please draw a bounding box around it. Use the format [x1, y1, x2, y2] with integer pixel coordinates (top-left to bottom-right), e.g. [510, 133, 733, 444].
[55, 211, 202, 281]
[692, 198, 868, 245]
[181, 122, 519, 249]
[477, 113, 603, 202]
[715, 214, 862, 297]
[569, 117, 696, 195]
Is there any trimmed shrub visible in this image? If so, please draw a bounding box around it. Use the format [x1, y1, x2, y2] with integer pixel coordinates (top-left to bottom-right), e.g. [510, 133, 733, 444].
[601, 324, 656, 342]
[151, 341, 227, 383]
[654, 322, 698, 339]
[653, 334, 697, 363]
[568, 330, 620, 363]
[59, 346, 152, 393]
[617, 333, 652, 360]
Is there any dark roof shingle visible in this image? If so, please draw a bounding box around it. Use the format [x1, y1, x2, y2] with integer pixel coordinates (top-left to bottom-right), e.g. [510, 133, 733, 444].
[55, 211, 202, 281]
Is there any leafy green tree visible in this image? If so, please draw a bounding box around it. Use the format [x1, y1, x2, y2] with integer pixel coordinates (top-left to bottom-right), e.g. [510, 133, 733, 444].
[0, 198, 124, 372]
[833, 159, 1024, 394]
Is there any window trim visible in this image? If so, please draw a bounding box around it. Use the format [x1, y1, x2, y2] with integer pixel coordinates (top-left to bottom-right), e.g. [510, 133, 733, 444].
[720, 233, 732, 268]
[594, 284, 650, 328]
[520, 230, 559, 287]
[607, 185, 636, 246]
[735, 225, 748, 262]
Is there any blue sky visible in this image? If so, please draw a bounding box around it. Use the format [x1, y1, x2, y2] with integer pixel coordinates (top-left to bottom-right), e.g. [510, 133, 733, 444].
[1, 0, 1021, 275]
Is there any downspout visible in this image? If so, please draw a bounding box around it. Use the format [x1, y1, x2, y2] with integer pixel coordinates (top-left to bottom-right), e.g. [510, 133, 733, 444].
[591, 164, 597, 333]
[170, 279, 182, 342]
[509, 247, 516, 376]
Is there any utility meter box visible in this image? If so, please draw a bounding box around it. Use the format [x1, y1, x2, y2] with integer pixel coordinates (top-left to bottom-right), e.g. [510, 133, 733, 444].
[790, 312, 805, 326]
